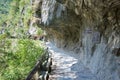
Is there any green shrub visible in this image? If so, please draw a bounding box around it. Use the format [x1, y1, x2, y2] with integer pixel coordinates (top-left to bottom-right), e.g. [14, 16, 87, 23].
[0, 39, 44, 80]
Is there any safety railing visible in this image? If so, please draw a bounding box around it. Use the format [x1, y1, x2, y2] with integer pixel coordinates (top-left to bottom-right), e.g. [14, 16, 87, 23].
[26, 48, 52, 80]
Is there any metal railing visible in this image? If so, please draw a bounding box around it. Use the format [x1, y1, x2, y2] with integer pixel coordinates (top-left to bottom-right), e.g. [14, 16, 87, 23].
[26, 48, 52, 80]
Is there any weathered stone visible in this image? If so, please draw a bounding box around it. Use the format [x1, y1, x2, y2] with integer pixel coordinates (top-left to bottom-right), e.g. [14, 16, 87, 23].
[33, 0, 120, 80]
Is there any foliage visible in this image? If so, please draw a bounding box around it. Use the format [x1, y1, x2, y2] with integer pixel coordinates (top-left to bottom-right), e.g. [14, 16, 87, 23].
[0, 0, 35, 38]
[0, 0, 44, 80]
[0, 0, 12, 15]
[37, 28, 43, 35]
[0, 39, 44, 80]
[0, 0, 43, 39]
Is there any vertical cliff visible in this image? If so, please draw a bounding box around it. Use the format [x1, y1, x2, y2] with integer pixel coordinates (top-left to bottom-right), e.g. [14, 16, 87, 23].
[33, 0, 120, 80]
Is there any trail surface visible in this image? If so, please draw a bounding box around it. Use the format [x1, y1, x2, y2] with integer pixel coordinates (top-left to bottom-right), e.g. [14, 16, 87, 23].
[46, 42, 97, 80]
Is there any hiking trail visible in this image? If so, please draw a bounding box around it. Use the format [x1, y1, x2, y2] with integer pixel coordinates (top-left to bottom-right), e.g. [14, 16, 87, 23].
[46, 42, 98, 80]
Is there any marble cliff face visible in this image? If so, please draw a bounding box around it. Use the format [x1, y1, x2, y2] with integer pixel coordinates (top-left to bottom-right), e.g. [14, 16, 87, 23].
[32, 0, 120, 80]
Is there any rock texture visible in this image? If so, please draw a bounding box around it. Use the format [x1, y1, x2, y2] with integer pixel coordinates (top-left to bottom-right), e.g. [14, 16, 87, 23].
[33, 0, 120, 80]
[47, 42, 98, 80]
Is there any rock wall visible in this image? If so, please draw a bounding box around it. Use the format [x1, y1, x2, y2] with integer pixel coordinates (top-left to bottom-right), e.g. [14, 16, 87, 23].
[34, 0, 120, 80]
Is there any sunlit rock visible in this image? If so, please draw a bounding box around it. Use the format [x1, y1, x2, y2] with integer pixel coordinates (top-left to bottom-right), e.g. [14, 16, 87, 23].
[33, 0, 120, 80]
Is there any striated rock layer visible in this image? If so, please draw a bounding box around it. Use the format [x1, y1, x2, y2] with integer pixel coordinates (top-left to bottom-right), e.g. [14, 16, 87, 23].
[33, 0, 120, 80]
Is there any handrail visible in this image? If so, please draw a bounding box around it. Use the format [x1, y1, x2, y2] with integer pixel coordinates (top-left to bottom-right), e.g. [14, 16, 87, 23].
[26, 60, 42, 80]
[25, 48, 50, 80]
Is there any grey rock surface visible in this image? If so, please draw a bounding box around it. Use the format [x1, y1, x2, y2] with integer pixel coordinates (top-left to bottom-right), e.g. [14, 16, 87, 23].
[33, 0, 120, 80]
[47, 42, 97, 80]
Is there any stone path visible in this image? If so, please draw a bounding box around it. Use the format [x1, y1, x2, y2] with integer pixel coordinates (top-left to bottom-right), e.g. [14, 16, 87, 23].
[46, 42, 97, 80]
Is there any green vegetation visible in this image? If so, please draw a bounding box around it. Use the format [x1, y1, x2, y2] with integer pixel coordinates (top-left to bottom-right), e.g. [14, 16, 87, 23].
[0, 0, 44, 80]
[0, 37, 44, 80]
[37, 28, 43, 35]
[0, 0, 12, 16]
[0, 0, 35, 38]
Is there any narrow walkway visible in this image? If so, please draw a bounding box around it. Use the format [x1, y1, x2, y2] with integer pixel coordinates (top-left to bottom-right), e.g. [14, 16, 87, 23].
[46, 42, 97, 80]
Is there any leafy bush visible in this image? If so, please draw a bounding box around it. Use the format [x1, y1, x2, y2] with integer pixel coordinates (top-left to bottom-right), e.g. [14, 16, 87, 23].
[0, 0, 44, 79]
[0, 39, 44, 80]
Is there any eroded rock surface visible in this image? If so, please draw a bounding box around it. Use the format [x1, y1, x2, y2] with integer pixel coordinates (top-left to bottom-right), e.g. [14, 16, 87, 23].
[33, 0, 120, 80]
